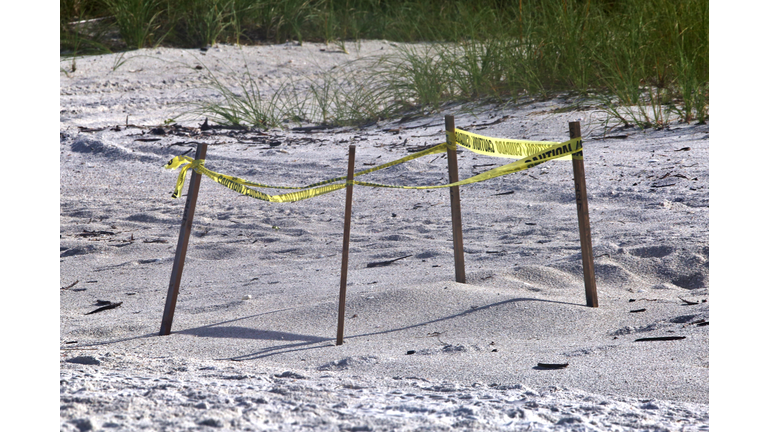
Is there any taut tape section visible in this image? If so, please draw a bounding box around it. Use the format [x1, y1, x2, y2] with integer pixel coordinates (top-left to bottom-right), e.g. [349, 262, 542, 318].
[451, 128, 577, 160]
[353, 138, 582, 190]
[354, 142, 448, 177]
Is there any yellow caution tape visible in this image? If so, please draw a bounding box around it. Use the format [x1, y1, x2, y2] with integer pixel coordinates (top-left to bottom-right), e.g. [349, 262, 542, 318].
[166, 155, 337, 190]
[164, 134, 582, 202]
[451, 128, 581, 160]
[164, 142, 449, 203]
[354, 142, 448, 177]
[352, 138, 582, 190]
[166, 157, 348, 202]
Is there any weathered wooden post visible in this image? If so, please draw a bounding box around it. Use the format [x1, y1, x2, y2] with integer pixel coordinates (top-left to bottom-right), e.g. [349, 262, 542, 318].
[445, 115, 466, 283]
[160, 143, 208, 335]
[569, 122, 598, 307]
[336, 145, 356, 345]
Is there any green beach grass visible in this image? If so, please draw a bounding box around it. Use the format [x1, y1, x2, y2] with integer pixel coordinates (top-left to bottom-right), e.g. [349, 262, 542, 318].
[61, 0, 708, 128]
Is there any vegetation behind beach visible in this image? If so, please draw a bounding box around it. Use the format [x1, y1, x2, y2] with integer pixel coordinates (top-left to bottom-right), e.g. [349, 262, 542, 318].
[61, 0, 708, 127]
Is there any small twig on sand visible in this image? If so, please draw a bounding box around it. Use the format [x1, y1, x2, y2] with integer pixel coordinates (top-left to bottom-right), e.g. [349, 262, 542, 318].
[366, 255, 412, 268]
[536, 363, 569, 369]
[61, 280, 79, 290]
[635, 336, 686, 342]
[85, 301, 123, 315]
[678, 297, 701, 305]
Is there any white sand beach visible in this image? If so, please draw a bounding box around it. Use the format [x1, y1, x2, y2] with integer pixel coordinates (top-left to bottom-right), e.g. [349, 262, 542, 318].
[54, 42, 720, 430]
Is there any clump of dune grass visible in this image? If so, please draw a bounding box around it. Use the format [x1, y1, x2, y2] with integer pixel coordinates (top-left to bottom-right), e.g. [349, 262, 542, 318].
[183, 55, 402, 129]
[165, 0, 234, 48]
[182, 62, 288, 129]
[103, 0, 166, 49]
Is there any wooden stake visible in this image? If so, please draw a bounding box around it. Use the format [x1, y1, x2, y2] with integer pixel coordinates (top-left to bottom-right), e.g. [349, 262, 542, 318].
[445, 115, 466, 283]
[336, 145, 356, 345]
[160, 143, 208, 335]
[569, 122, 598, 307]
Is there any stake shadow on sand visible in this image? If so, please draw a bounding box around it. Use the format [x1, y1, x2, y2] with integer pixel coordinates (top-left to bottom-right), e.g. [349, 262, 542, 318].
[221, 296, 585, 361]
[71, 306, 314, 349]
[69, 297, 586, 359]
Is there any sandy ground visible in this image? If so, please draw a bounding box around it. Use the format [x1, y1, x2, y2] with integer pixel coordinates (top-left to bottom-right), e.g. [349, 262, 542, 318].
[58, 42, 711, 431]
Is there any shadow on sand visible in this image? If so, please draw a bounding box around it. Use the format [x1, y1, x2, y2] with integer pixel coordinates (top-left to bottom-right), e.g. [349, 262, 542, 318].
[213, 296, 584, 361]
[71, 296, 586, 361]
